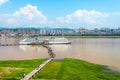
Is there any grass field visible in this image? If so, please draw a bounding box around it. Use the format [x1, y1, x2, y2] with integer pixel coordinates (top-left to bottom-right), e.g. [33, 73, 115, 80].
[32, 58, 120, 80]
[0, 59, 46, 80]
[0, 58, 120, 80]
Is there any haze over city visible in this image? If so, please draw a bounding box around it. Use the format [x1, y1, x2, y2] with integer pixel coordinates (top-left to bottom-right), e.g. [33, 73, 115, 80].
[0, 0, 120, 29]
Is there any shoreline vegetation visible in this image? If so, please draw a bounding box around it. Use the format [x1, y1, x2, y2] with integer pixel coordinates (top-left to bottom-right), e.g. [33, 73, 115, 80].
[48, 36, 120, 38]
[0, 58, 120, 80]
[65, 36, 120, 38]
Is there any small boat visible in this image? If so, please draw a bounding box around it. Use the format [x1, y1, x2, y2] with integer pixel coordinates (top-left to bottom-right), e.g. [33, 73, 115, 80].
[47, 38, 71, 44]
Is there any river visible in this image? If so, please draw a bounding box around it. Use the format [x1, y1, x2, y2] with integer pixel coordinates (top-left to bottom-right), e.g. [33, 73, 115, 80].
[0, 37, 120, 70]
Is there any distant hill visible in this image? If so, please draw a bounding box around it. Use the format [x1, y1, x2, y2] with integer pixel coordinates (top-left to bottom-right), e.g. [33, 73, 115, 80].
[0, 27, 73, 31]
[39, 27, 73, 31]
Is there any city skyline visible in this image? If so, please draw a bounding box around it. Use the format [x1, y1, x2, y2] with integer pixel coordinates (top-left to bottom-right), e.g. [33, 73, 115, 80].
[0, 0, 120, 29]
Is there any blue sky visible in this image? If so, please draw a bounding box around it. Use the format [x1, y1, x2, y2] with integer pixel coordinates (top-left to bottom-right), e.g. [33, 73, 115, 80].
[0, 0, 120, 29]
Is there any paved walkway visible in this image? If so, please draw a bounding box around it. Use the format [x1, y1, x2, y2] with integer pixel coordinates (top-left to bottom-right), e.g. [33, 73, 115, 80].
[22, 43, 55, 80]
[22, 58, 53, 80]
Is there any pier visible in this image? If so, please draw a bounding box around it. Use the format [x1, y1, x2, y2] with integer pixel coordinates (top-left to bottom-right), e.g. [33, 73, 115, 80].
[22, 43, 55, 80]
[22, 58, 53, 80]
[0, 44, 19, 46]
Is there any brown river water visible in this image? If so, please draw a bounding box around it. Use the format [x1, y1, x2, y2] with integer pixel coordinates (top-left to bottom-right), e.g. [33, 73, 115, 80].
[0, 37, 120, 70]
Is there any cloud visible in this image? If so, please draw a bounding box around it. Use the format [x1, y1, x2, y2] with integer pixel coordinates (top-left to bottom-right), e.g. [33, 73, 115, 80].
[0, 4, 47, 27]
[57, 9, 109, 27]
[0, 0, 9, 6]
[110, 12, 120, 16]
[1, 5, 120, 29]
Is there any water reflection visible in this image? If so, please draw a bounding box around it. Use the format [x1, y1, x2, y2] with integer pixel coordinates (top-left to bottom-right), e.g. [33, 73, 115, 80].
[0, 45, 49, 60]
[19, 45, 31, 51]
[19, 44, 71, 59]
[50, 44, 70, 52]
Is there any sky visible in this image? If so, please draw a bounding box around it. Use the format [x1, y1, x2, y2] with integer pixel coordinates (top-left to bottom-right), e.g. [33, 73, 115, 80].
[0, 0, 120, 29]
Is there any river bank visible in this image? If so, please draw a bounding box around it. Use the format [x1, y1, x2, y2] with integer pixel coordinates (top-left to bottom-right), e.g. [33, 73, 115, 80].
[48, 36, 120, 38]
[0, 58, 120, 80]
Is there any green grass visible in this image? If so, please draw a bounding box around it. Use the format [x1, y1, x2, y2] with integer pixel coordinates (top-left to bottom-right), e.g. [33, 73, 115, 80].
[58, 58, 120, 80]
[0, 58, 120, 80]
[0, 59, 46, 80]
[32, 58, 120, 80]
[31, 61, 62, 80]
